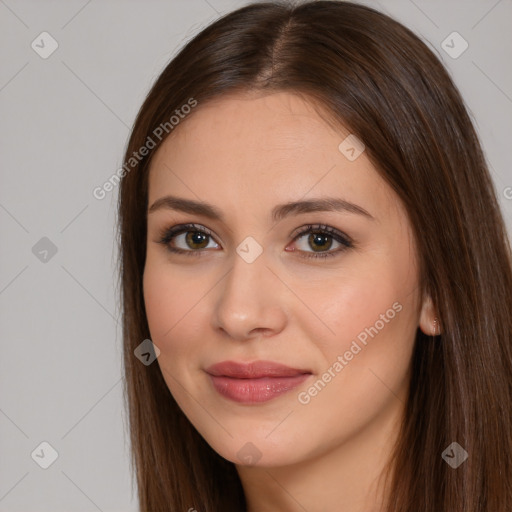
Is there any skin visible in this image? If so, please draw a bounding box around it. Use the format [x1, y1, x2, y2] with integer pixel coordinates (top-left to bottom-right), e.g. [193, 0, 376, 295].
[143, 91, 439, 512]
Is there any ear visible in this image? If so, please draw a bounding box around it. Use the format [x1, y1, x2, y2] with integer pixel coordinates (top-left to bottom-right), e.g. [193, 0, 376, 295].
[418, 292, 441, 336]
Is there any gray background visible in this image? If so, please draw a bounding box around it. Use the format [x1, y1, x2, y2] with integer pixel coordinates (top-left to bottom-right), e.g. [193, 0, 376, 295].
[1, 0, 511, 510]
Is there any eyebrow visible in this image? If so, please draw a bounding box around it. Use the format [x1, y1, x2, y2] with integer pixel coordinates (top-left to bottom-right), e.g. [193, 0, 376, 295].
[148, 195, 374, 222]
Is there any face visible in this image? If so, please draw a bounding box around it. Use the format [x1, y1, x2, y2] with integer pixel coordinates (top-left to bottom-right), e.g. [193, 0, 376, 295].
[143, 91, 427, 469]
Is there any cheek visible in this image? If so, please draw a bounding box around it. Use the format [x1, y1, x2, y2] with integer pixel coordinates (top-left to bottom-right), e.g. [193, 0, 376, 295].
[142, 264, 201, 411]
[143, 260, 213, 376]
[302, 265, 403, 349]
[143, 264, 174, 340]
[294, 280, 415, 439]
[303, 256, 418, 391]
[143, 263, 191, 352]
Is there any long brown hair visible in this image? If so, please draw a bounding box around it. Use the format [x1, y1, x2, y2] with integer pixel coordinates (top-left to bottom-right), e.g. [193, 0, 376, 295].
[117, 1, 512, 510]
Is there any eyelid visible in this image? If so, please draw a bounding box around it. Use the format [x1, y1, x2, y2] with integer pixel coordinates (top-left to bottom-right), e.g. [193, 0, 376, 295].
[290, 223, 351, 242]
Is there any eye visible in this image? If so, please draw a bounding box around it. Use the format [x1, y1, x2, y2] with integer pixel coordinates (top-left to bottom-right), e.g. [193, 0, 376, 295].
[157, 222, 353, 259]
[289, 224, 353, 259]
[157, 223, 219, 256]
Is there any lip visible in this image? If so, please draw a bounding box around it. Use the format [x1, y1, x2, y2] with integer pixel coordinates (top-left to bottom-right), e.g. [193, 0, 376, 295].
[205, 360, 312, 403]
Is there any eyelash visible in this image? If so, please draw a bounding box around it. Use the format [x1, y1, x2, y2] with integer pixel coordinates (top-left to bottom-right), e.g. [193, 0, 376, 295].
[157, 223, 353, 260]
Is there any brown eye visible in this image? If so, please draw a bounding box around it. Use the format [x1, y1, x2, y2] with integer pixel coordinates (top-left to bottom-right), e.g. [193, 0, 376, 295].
[291, 224, 353, 259]
[183, 231, 210, 250]
[158, 223, 219, 256]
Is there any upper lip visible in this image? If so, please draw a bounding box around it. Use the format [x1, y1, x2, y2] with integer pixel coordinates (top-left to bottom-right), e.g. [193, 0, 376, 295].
[205, 360, 312, 379]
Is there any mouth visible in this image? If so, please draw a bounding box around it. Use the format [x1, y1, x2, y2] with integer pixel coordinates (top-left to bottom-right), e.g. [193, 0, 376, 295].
[205, 360, 313, 403]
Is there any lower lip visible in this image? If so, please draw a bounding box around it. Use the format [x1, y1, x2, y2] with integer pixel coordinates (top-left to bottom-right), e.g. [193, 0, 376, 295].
[208, 374, 311, 403]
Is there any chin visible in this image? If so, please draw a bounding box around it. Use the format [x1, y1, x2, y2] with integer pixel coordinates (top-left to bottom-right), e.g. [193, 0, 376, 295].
[202, 431, 309, 468]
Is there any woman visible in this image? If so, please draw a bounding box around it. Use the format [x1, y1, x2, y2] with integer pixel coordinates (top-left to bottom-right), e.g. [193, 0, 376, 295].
[117, 1, 512, 510]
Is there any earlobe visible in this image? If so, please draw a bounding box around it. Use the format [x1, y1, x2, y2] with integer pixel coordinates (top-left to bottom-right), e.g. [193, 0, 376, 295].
[418, 293, 442, 336]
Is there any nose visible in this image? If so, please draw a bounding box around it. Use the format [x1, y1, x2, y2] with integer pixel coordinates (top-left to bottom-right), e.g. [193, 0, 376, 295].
[211, 248, 288, 342]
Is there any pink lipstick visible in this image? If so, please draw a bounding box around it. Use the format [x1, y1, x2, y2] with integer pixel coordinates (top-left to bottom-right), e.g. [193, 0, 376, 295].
[205, 360, 312, 403]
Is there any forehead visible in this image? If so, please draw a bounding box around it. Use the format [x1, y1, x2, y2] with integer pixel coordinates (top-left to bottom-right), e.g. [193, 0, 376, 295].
[147, 91, 400, 222]
[153, 91, 347, 164]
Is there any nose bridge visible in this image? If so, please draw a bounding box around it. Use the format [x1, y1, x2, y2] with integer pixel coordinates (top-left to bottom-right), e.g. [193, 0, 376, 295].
[212, 241, 286, 339]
